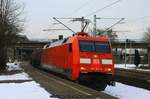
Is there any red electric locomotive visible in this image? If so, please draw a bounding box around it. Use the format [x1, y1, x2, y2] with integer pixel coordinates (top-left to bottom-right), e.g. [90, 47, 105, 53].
[40, 32, 115, 90]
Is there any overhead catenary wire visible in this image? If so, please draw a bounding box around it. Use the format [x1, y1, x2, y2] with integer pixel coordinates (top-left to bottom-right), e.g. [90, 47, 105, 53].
[43, 29, 69, 31]
[48, 1, 92, 33]
[124, 16, 150, 25]
[53, 17, 76, 34]
[67, 0, 94, 17]
[71, 0, 92, 15]
[48, 0, 122, 35]
[104, 18, 125, 33]
[85, 0, 121, 17]
[55, 0, 122, 34]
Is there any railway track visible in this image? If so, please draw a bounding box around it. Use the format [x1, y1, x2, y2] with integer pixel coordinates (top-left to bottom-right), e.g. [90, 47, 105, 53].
[21, 62, 118, 99]
[115, 68, 150, 90]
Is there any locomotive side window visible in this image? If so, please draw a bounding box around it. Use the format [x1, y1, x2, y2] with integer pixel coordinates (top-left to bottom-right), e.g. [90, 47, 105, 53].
[69, 43, 72, 52]
[79, 41, 94, 52]
[43, 44, 50, 48]
[63, 37, 69, 43]
[95, 42, 110, 53]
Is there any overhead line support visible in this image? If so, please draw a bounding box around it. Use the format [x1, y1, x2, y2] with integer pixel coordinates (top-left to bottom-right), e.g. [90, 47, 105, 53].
[53, 17, 76, 34]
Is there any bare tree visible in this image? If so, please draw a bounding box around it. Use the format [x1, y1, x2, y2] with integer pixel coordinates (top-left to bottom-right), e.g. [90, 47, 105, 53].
[143, 28, 150, 43]
[0, 0, 24, 70]
[96, 29, 118, 41]
[143, 28, 150, 67]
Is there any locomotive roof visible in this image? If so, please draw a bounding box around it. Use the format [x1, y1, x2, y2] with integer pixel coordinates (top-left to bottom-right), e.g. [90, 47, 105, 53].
[43, 32, 110, 49]
[66, 36, 110, 43]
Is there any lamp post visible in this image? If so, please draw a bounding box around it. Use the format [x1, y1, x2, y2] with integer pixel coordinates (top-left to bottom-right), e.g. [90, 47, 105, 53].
[124, 39, 127, 68]
[148, 46, 150, 67]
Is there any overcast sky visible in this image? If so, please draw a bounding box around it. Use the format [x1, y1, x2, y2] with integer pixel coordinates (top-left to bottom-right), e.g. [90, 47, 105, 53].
[19, 0, 150, 40]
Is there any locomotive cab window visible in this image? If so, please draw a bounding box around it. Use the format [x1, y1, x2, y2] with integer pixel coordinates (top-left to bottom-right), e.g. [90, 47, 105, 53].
[95, 42, 111, 53]
[79, 41, 94, 52]
[79, 41, 111, 53]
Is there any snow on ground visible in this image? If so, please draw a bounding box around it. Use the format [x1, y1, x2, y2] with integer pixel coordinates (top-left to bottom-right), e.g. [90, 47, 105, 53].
[115, 64, 150, 72]
[0, 81, 57, 99]
[0, 62, 57, 99]
[115, 64, 136, 69]
[104, 82, 150, 99]
[6, 62, 21, 71]
[0, 72, 32, 81]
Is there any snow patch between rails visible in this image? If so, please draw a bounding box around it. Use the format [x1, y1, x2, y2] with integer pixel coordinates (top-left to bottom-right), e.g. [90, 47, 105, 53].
[104, 82, 150, 99]
[0, 72, 32, 81]
[0, 81, 57, 99]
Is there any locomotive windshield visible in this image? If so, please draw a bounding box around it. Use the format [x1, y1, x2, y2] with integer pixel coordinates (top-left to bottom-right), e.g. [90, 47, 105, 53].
[79, 41, 95, 52]
[79, 41, 111, 53]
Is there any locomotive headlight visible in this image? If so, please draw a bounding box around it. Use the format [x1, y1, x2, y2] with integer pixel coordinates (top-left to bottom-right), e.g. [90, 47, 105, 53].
[80, 58, 91, 64]
[107, 68, 112, 71]
[80, 67, 86, 70]
[102, 59, 113, 65]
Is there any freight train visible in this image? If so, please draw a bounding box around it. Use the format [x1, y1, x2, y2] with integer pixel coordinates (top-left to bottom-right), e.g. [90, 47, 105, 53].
[31, 32, 115, 90]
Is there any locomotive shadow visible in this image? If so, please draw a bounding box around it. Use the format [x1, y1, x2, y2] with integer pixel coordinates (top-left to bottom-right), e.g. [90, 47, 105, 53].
[78, 73, 108, 91]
